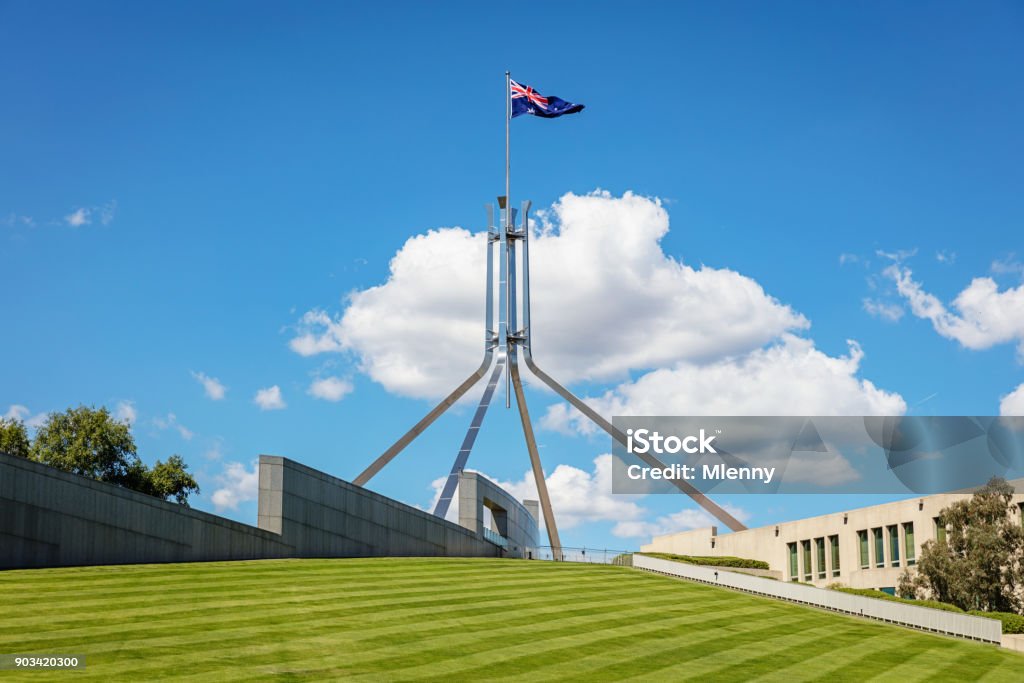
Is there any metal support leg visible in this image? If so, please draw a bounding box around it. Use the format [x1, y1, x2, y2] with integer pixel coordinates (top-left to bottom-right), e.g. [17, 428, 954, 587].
[354, 206, 500, 488]
[432, 350, 506, 518]
[510, 353, 562, 556]
[517, 200, 747, 533]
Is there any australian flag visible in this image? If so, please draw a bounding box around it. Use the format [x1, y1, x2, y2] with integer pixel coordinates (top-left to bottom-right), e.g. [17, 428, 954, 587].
[510, 79, 585, 119]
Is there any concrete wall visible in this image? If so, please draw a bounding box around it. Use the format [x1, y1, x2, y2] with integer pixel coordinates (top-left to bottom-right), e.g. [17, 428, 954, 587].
[456, 471, 539, 559]
[0, 452, 515, 569]
[258, 456, 499, 558]
[634, 554, 1003, 644]
[642, 483, 1024, 591]
[0, 452, 294, 569]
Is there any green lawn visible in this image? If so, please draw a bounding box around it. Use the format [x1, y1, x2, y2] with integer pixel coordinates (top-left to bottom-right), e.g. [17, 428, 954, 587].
[1, 558, 1022, 681]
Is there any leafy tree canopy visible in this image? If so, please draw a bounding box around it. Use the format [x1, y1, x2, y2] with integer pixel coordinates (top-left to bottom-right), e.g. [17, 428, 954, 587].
[28, 406, 199, 505]
[904, 477, 1024, 614]
[0, 417, 31, 459]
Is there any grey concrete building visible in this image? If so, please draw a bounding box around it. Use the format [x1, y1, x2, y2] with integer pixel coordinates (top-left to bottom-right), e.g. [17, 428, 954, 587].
[0, 452, 539, 570]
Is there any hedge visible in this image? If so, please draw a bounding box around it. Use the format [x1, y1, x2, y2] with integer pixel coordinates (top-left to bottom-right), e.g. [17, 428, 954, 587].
[969, 611, 1024, 635]
[639, 552, 770, 570]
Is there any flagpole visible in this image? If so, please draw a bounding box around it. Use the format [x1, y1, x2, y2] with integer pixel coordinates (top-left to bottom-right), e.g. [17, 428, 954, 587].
[505, 70, 511, 221]
[505, 70, 512, 408]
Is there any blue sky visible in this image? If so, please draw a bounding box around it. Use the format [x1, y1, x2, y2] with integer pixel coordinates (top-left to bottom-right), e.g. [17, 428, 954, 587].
[2, 1, 1023, 549]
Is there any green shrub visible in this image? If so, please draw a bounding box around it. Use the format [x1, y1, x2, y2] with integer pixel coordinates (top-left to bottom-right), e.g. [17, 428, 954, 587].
[828, 586, 964, 613]
[639, 552, 769, 570]
[969, 611, 1024, 634]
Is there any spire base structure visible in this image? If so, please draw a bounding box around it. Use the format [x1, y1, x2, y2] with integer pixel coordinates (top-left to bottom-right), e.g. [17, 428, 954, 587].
[353, 197, 747, 553]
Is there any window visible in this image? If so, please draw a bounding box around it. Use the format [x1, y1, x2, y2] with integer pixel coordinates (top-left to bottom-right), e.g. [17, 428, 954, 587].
[873, 527, 884, 568]
[888, 525, 900, 567]
[903, 522, 915, 565]
[815, 537, 826, 579]
[788, 542, 798, 581]
[829, 535, 840, 577]
[802, 540, 812, 581]
[858, 530, 869, 569]
[934, 516, 946, 545]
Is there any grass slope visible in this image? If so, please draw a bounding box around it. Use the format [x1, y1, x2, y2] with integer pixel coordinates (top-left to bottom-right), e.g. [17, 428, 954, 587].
[1, 557, 1022, 681]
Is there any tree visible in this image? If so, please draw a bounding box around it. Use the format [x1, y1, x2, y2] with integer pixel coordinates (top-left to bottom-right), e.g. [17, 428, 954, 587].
[144, 455, 200, 506]
[910, 477, 1024, 613]
[32, 406, 140, 486]
[30, 405, 199, 505]
[0, 417, 31, 459]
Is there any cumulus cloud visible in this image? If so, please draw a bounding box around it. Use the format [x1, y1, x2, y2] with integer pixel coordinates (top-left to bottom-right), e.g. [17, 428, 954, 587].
[1001, 384, 1024, 416]
[191, 371, 227, 400]
[211, 460, 259, 511]
[885, 263, 1024, 357]
[3, 405, 30, 421]
[3, 404, 47, 428]
[64, 207, 91, 227]
[308, 376, 354, 402]
[62, 200, 116, 228]
[254, 385, 286, 411]
[613, 506, 750, 540]
[289, 191, 809, 399]
[426, 454, 750, 540]
[542, 335, 906, 437]
[153, 413, 194, 440]
[114, 400, 137, 425]
[862, 298, 904, 322]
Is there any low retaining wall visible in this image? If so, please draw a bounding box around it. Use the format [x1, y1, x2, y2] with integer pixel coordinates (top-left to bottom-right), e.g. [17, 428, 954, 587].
[633, 553, 1002, 644]
[0, 453, 294, 569]
[1, 452, 503, 569]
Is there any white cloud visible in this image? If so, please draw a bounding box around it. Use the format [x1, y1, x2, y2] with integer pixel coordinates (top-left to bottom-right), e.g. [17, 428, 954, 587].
[3, 405, 30, 422]
[211, 460, 259, 511]
[1, 213, 34, 228]
[935, 250, 956, 265]
[838, 253, 859, 266]
[1001, 384, 1024, 416]
[64, 207, 91, 227]
[289, 190, 809, 399]
[308, 376, 354, 402]
[426, 455, 750, 541]
[613, 505, 750, 540]
[99, 200, 117, 226]
[885, 263, 1024, 357]
[862, 298, 904, 322]
[991, 254, 1024, 279]
[3, 404, 46, 428]
[153, 413, 194, 440]
[114, 400, 137, 425]
[254, 385, 286, 411]
[542, 335, 906, 437]
[191, 371, 227, 400]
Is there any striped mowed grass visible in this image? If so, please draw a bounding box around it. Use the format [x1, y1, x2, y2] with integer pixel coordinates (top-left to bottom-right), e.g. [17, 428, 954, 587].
[1, 558, 1023, 682]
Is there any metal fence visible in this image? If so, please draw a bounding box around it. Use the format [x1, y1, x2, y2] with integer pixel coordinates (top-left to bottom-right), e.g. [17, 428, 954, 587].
[532, 546, 634, 565]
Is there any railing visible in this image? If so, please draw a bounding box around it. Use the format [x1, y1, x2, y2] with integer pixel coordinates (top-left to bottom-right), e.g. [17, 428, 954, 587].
[482, 528, 508, 548]
[633, 553, 1002, 644]
[532, 546, 634, 565]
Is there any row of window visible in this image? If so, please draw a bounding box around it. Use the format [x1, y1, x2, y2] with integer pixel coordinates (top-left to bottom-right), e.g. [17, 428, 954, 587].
[856, 522, 916, 570]
[787, 535, 840, 581]
[786, 521, 923, 581]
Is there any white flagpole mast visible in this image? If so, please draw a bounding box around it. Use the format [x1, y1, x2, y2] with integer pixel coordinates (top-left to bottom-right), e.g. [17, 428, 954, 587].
[504, 70, 512, 408]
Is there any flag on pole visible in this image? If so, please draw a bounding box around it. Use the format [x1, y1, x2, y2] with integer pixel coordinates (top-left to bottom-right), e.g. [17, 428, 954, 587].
[510, 79, 585, 119]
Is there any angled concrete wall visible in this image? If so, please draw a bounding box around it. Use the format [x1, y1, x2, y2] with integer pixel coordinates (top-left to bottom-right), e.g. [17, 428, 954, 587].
[1, 452, 507, 569]
[0, 452, 294, 569]
[257, 456, 500, 558]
